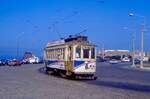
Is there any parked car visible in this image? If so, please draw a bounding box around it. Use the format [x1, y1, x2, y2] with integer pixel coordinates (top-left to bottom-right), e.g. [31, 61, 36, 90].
[7, 59, 22, 66]
[0, 59, 7, 66]
[134, 59, 140, 64]
[109, 59, 120, 64]
[96, 56, 106, 62]
[137, 57, 149, 62]
[122, 57, 130, 62]
[22, 59, 29, 64]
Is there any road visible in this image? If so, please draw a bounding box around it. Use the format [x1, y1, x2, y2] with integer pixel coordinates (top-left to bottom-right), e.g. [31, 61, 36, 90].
[0, 63, 150, 99]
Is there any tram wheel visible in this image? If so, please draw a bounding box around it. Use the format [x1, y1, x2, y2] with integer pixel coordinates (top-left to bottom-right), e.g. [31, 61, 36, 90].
[59, 71, 67, 78]
[46, 67, 54, 75]
[93, 76, 97, 80]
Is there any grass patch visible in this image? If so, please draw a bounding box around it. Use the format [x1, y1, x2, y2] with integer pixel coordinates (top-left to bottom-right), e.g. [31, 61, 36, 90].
[143, 64, 150, 67]
[135, 64, 150, 68]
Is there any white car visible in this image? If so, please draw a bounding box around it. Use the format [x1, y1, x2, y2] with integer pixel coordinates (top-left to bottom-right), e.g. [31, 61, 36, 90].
[109, 59, 120, 64]
[122, 57, 130, 62]
[28, 57, 39, 64]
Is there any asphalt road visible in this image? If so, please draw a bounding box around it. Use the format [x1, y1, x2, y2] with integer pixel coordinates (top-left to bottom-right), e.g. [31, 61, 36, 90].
[0, 63, 150, 99]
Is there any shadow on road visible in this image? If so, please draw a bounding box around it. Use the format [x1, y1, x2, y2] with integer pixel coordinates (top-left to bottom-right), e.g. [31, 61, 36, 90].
[86, 79, 150, 92]
[38, 67, 46, 74]
[38, 67, 150, 92]
[38, 67, 64, 78]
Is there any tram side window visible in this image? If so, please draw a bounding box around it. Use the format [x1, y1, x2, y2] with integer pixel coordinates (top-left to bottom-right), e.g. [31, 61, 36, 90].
[61, 48, 65, 59]
[91, 48, 95, 59]
[48, 50, 50, 59]
[76, 47, 81, 58]
[62, 48, 65, 59]
[83, 48, 90, 58]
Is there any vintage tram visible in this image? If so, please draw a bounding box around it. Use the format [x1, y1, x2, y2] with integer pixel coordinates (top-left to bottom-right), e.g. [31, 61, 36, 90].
[44, 35, 97, 79]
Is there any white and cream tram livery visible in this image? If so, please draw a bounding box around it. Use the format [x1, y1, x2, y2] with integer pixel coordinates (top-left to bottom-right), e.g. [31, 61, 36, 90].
[44, 35, 97, 79]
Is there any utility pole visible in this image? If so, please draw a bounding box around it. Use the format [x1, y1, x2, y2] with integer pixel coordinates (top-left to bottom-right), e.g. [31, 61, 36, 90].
[129, 13, 146, 68]
[123, 27, 136, 67]
[102, 44, 105, 59]
[140, 22, 145, 68]
[132, 33, 135, 67]
[17, 37, 19, 59]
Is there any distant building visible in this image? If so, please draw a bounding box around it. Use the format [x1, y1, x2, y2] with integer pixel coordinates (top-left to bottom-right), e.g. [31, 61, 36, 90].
[23, 52, 39, 63]
[23, 52, 33, 59]
[102, 49, 130, 57]
[134, 50, 146, 58]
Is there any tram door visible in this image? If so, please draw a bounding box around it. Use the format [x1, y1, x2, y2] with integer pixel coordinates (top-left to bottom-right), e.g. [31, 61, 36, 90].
[65, 46, 73, 76]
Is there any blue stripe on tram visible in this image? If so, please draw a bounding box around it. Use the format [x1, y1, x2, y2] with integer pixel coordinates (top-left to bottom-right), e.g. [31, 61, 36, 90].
[47, 60, 58, 64]
[47, 60, 85, 67]
[74, 60, 85, 67]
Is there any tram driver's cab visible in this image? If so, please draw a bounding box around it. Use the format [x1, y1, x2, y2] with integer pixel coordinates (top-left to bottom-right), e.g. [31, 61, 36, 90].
[74, 45, 96, 60]
[73, 44, 96, 74]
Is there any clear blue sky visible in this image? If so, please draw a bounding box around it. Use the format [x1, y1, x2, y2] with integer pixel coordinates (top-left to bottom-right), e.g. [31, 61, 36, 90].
[0, 0, 150, 58]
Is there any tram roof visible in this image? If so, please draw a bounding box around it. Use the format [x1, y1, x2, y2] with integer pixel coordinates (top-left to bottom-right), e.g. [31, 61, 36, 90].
[46, 40, 95, 48]
[46, 35, 96, 48]
[46, 40, 65, 47]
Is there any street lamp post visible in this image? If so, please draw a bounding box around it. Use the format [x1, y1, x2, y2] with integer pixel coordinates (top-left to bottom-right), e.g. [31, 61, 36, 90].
[123, 27, 136, 67]
[129, 13, 146, 68]
[96, 42, 105, 59]
[17, 37, 19, 58]
[141, 20, 145, 68]
[101, 43, 105, 59]
[132, 33, 135, 67]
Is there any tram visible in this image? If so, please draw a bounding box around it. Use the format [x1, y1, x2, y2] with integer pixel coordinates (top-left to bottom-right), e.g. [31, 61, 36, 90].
[44, 35, 97, 79]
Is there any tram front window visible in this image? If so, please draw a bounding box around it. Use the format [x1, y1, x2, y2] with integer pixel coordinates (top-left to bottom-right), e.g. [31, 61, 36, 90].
[76, 47, 81, 58]
[91, 48, 95, 59]
[83, 48, 90, 58]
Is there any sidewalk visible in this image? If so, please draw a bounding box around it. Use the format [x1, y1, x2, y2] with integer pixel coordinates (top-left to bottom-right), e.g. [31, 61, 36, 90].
[122, 64, 150, 72]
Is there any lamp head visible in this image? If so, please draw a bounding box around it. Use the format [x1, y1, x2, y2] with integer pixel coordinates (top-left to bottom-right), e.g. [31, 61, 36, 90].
[129, 13, 134, 16]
